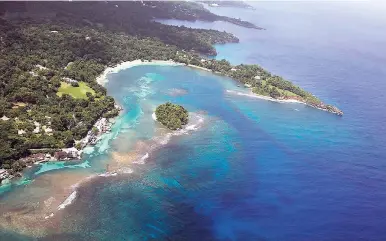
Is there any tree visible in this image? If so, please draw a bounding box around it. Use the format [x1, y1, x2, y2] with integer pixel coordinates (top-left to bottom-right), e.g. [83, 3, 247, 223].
[269, 87, 281, 98]
[155, 102, 189, 130]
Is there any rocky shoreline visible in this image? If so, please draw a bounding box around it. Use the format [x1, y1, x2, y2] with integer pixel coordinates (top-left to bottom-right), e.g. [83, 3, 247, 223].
[277, 94, 343, 116]
[0, 105, 122, 185]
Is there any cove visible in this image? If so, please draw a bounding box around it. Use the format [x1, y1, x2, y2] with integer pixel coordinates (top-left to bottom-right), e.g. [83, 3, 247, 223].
[2, 63, 383, 241]
[1, 1, 386, 240]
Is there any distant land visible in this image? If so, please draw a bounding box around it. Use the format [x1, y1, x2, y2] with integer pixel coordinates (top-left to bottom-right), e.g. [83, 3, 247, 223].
[200, 1, 255, 9]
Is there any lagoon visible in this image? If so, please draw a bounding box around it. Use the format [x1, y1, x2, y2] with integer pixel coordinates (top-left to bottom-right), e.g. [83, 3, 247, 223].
[1, 1, 386, 240]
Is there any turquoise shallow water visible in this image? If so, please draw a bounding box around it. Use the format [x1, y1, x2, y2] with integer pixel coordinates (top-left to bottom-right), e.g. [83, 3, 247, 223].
[1, 1, 386, 240]
[59, 63, 384, 241]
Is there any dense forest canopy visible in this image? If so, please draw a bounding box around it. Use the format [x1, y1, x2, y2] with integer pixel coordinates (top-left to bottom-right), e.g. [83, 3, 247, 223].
[155, 103, 189, 130]
[0, 1, 250, 55]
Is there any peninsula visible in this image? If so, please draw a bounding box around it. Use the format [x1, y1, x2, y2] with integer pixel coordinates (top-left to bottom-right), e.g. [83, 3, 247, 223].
[0, 1, 342, 183]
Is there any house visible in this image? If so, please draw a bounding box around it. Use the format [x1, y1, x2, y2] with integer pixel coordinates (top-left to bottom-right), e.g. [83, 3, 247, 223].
[1, 116, 9, 121]
[33, 121, 40, 134]
[18, 129, 26, 135]
[0, 169, 9, 180]
[63, 77, 78, 84]
[36, 64, 48, 70]
[62, 147, 81, 159]
[54, 151, 68, 160]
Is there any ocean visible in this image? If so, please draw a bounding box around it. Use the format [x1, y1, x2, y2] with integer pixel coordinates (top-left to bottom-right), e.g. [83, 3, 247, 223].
[1, 1, 386, 241]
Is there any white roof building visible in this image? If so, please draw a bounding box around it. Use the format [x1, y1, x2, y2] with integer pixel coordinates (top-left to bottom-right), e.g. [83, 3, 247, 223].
[63, 77, 78, 83]
[33, 121, 40, 133]
[18, 129, 26, 135]
[36, 64, 48, 70]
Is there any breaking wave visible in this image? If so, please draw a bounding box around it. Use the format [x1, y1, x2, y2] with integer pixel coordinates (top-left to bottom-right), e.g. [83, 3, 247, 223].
[58, 191, 77, 211]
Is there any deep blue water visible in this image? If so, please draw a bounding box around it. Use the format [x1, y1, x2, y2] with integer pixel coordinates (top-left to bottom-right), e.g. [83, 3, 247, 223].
[1, 1, 386, 241]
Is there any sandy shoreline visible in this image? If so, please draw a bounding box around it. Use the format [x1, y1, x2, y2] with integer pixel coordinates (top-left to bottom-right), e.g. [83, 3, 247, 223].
[96, 59, 184, 86]
[187, 64, 212, 72]
[96, 59, 216, 86]
[96, 59, 304, 105]
[0, 59, 334, 237]
[226, 89, 304, 104]
[0, 109, 207, 238]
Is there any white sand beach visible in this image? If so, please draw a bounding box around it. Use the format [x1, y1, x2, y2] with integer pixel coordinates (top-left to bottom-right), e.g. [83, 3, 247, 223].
[226, 90, 305, 104]
[96, 59, 184, 86]
[96, 59, 305, 108]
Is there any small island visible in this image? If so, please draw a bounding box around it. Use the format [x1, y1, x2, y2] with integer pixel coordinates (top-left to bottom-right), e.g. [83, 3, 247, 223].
[155, 103, 189, 130]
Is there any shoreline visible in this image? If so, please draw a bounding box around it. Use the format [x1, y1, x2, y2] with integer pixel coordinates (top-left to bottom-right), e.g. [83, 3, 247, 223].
[95, 59, 305, 105]
[226, 89, 304, 104]
[95, 59, 342, 116]
[0, 105, 123, 186]
[0, 112, 207, 234]
[0, 57, 341, 235]
[225, 89, 343, 115]
[1, 59, 183, 186]
[96, 59, 184, 86]
[0, 58, 341, 186]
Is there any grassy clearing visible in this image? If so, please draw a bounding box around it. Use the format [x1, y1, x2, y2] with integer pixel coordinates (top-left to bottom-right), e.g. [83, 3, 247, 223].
[57, 81, 95, 99]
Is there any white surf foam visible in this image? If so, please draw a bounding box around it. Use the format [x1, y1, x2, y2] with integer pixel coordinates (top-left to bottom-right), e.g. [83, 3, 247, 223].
[58, 191, 77, 210]
[51, 114, 205, 217]
[153, 113, 205, 146]
[98, 172, 118, 177]
[133, 152, 149, 164]
[226, 89, 303, 104]
[119, 167, 134, 174]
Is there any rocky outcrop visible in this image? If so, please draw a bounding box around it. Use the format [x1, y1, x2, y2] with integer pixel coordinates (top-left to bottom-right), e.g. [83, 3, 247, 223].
[281, 96, 343, 116]
[307, 102, 344, 116]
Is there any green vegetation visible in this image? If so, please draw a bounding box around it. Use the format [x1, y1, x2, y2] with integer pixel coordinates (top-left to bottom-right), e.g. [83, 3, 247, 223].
[155, 103, 189, 130]
[57, 82, 96, 99]
[0, 1, 244, 55]
[141, 1, 260, 29]
[0, 1, 341, 176]
[0, 1, 241, 168]
[176, 56, 342, 114]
